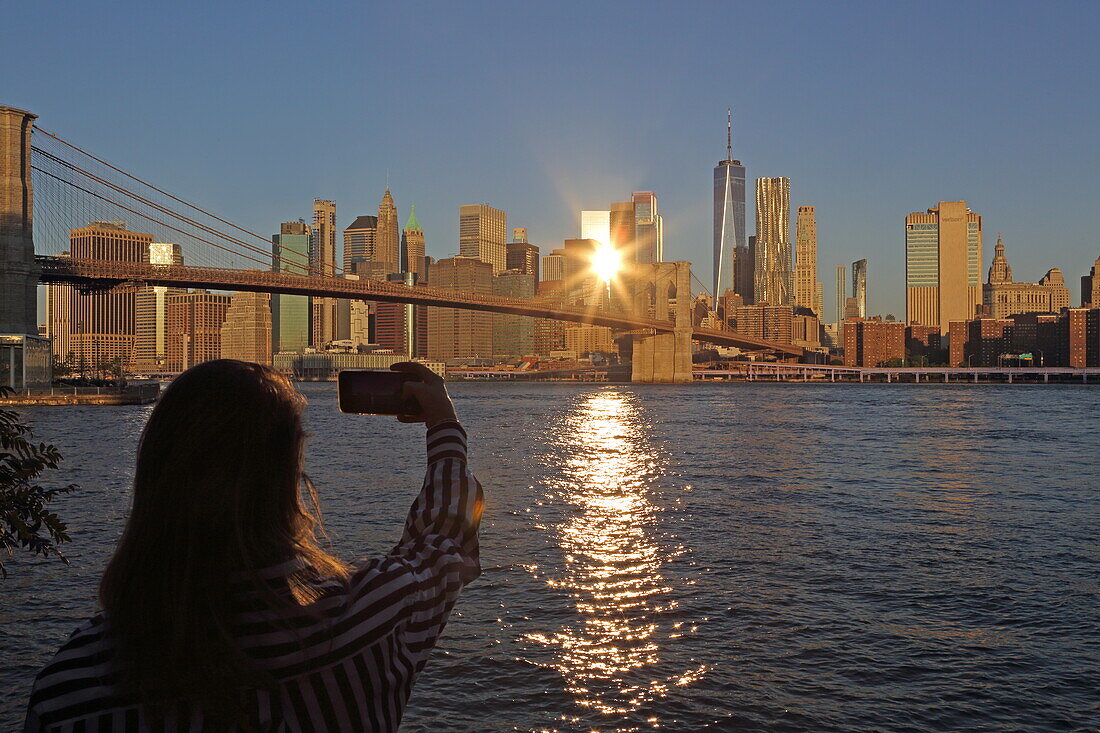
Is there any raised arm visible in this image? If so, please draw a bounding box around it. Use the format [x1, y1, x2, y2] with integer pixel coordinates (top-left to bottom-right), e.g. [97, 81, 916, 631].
[387, 364, 484, 669]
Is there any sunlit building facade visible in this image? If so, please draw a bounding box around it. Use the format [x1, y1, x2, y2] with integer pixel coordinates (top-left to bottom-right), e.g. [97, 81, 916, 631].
[68, 221, 153, 372]
[375, 189, 400, 276]
[427, 257, 494, 361]
[793, 206, 821, 316]
[632, 191, 663, 264]
[342, 215, 376, 273]
[506, 228, 539, 280]
[905, 201, 982, 335]
[581, 210, 611, 247]
[220, 289, 272, 365]
[534, 279, 567, 356]
[134, 241, 184, 372]
[1083, 256, 1100, 308]
[402, 206, 425, 280]
[852, 259, 868, 318]
[754, 177, 792, 305]
[459, 204, 507, 274]
[565, 324, 614, 356]
[610, 201, 636, 262]
[46, 251, 72, 363]
[713, 111, 748, 300]
[311, 199, 337, 348]
[166, 291, 230, 372]
[983, 236, 1070, 318]
[542, 253, 565, 282]
[843, 318, 905, 367]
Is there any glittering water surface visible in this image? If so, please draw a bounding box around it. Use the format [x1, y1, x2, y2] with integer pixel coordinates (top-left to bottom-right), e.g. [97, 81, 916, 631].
[3, 383, 1099, 731]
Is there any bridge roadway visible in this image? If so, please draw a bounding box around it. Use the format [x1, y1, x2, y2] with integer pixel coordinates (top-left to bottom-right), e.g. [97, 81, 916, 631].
[35, 256, 804, 356]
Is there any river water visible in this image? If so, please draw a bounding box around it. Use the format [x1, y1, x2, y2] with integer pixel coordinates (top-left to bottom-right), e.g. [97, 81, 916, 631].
[2, 383, 1098, 731]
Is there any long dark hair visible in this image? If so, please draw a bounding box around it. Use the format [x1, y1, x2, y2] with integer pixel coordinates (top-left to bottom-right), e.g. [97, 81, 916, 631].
[100, 360, 348, 719]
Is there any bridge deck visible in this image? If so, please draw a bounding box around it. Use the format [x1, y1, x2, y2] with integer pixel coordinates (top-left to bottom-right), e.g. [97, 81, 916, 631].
[36, 256, 804, 356]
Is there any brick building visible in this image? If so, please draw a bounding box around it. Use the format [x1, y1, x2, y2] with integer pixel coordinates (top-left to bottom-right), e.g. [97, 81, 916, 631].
[166, 291, 230, 371]
[843, 317, 905, 367]
[905, 325, 943, 364]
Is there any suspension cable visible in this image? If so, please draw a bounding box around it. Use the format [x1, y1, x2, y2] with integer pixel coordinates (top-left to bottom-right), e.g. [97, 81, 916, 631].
[32, 126, 340, 273]
[32, 166, 276, 270]
[32, 146, 301, 270]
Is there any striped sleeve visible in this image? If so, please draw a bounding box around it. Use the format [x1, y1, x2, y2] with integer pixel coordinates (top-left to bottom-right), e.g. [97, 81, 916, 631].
[389, 420, 483, 669]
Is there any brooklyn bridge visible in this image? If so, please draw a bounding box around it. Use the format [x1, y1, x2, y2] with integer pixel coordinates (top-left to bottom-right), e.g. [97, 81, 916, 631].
[1, 105, 805, 384]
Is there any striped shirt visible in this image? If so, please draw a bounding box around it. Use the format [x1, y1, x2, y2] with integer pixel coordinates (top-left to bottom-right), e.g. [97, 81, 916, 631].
[25, 420, 482, 732]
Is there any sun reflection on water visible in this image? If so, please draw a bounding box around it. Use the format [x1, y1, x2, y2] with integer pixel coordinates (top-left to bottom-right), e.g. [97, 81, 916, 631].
[525, 389, 707, 725]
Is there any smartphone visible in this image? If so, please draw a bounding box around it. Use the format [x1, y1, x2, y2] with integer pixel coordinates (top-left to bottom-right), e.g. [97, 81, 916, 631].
[338, 370, 421, 415]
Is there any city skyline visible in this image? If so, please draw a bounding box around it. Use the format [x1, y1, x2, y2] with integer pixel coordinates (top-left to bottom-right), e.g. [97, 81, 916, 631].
[6, 2, 1099, 322]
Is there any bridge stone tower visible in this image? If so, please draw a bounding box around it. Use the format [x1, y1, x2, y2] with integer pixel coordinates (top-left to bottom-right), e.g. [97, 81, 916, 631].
[0, 106, 38, 336]
[630, 261, 693, 383]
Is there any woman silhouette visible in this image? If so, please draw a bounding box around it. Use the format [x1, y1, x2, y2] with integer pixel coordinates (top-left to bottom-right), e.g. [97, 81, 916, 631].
[25, 359, 482, 732]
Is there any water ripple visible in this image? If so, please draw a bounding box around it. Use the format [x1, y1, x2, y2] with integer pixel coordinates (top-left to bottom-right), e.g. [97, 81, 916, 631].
[2, 383, 1098, 731]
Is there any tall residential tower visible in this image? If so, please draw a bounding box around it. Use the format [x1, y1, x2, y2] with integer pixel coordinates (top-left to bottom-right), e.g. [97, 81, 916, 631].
[793, 206, 822, 316]
[754, 177, 792, 305]
[852, 259, 868, 318]
[310, 199, 337, 348]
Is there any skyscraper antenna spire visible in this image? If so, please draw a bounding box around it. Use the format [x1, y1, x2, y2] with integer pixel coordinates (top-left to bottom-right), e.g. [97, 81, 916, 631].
[726, 108, 732, 160]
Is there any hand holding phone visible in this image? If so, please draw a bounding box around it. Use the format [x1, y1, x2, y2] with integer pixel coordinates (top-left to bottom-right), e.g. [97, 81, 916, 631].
[338, 362, 456, 426]
[391, 362, 457, 426]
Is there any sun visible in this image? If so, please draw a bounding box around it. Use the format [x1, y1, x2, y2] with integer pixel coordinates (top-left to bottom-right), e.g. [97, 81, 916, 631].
[590, 242, 622, 283]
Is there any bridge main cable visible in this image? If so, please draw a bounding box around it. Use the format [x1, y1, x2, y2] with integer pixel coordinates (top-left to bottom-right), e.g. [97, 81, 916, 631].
[31, 147, 296, 269]
[31, 165, 277, 270]
[31, 126, 328, 273]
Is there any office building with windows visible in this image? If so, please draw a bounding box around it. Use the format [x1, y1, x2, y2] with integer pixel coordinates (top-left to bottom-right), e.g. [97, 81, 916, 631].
[221, 289, 272, 365]
[713, 110, 749, 300]
[507, 227, 539, 279]
[427, 257, 494, 361]
[311, 199, 337, 348]
[905, 201, 982, 335]
[581, 210, 611, 247]
[272, 221, 312, 354]
[983, 236, 1070, 318]
[459, 204, 507, 273]
[342, 215, 376, 273]
[632, 191, 663, 264]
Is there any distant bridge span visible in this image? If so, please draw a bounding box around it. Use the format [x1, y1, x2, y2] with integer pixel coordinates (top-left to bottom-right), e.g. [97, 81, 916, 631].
[35, 256, 804, 356]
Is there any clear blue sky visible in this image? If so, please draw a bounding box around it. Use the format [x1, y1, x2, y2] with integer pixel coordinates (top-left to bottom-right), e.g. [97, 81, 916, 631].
[5, 0, 1099, 319]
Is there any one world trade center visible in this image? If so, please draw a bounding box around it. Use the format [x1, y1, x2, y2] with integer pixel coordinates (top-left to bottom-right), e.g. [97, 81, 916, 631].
[713, 109, 750, 301]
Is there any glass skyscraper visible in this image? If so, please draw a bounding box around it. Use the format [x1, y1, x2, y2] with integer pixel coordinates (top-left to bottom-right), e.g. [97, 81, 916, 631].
[272, 221, 311, 354]
[632, 191, 663, 264]
[713, 111, 748, 300]
[581, 210, 611, 247]
[852, 259, 868, 318]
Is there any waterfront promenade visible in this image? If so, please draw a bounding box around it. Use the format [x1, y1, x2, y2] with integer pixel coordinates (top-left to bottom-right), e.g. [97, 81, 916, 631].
[696, 363, 1100, 383]
[0, 384, 160, 406]
[439, 363, 1100, 383]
